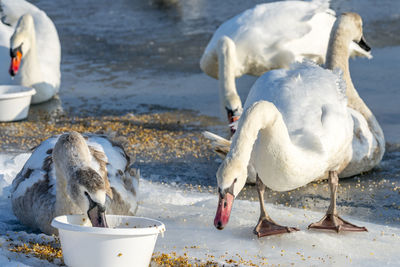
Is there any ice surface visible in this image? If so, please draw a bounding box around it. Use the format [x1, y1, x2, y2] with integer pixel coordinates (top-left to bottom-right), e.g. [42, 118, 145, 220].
[139, 181, 400, 266]
[0, 153, 30, 193]
[0, 153, 398, 266]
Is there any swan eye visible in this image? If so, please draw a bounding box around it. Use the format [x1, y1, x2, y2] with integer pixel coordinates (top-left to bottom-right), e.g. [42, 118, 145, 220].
[218, 188, 224, 198]
[10, 43, 23, 58]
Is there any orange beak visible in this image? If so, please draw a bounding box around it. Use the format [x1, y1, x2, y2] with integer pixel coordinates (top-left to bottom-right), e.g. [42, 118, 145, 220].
[9, 50, 22, 77]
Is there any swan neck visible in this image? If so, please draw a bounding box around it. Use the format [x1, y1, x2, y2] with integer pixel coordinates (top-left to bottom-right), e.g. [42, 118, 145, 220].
[230, 103, 273, 163]
[326, 26, 354, 92]
[227, 102, 294, 182]
[217, 37, 241, 113]
[53, 134, 92, 216]
[55, 167, 76, 216]
[326, 20, 385, 153]
[20, 31, 43, 86]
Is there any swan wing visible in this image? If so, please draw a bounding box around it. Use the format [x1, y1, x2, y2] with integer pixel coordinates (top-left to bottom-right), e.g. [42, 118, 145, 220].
[203, 1, 334, 72]
[11, 135, 58, 234]
[244, 61, 351, 153]
[0, 0, 34, 27]
[340, 109, 383, 177]
[12, 136, 58, 198]
[85, 134, 139, 215]
[32, 10, 61, 89]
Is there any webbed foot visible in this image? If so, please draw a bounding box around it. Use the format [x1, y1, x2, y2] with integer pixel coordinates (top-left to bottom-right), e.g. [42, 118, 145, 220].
[308, 214, 367, 233]
[253, 218, 299, 237]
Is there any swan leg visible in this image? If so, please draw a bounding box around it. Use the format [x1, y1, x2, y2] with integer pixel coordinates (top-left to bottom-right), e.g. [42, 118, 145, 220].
[217, 36, 242, 134]
[308, 171, 367, 232]
[253, 175, 299, 237]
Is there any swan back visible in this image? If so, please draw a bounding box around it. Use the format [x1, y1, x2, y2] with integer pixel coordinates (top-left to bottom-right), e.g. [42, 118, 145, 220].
[202, 1, 335, 75]
[84, 134, 139, 214]
[0, 0, 38, 26]
[245, 61, 352, 153]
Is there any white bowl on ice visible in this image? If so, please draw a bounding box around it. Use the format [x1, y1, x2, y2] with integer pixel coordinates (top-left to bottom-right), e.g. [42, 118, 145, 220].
[0, 85, 36, 122]
[51, 215, 166, 267]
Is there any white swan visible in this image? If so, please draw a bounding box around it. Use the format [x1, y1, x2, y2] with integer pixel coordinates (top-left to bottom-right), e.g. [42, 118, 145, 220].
[11, 132, 139, 235]
[210, 13, 384, 237]
[200, 0, 371, 133]
[0, 0, 61, 104]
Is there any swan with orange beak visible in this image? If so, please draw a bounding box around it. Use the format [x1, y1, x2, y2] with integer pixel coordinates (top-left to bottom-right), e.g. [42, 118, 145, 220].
[8, 14, 41, 82]
[0, 0, 61, 104]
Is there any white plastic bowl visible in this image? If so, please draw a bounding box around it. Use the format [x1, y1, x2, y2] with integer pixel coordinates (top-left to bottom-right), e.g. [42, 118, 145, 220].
[51, 215, 166, 267]
[0, 85, 36, 121]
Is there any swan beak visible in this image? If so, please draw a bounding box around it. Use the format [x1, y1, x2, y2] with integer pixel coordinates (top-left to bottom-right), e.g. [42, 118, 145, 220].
[84, 190, 108, 228]
[226, 108, 240, 135]
[214, 192, 234, 230]
[87, 203, 108, 228]
[357, 36, 371, 53]
[9, 50, 22, 77]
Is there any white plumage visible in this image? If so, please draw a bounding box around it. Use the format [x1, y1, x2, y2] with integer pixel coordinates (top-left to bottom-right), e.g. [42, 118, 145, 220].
[210, 13, 383, 235]
[200, 0, 371, 124]
[0, 0, 60, 103]
[242, 61, 353, 191]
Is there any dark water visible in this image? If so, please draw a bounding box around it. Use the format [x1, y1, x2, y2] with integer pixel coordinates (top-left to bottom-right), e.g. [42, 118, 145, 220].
[32, 0, 400, 75]
[28, 0, 400, 129]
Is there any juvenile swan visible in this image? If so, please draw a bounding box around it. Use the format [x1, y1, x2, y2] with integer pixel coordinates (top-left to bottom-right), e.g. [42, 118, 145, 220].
[0, 0, 61, 103]
[209, 13, 383, 237]
[12, 132, 139, 235]
[200, 1, 371, 133]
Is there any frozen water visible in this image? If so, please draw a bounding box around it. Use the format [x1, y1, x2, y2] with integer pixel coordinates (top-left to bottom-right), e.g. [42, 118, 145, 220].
[0, 154, 399, 266]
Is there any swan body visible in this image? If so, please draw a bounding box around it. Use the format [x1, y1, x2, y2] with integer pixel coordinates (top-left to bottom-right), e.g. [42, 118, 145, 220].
[0, 0, 61, 104]
[223, 62, 354, 192]
[0, 21, 12, 83]
[212, 13, 384, 235]
[200, 1, 371, 127]
[11, 132, 139, 235]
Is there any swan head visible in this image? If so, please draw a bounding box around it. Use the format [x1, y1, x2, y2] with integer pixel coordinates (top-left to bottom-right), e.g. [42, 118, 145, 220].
[53, 132, 109, 228]
[214, 158, 247, 230]
[339, 13, 371, 54]
[9, 14, 35, 77]
[68, 167, 108, 228]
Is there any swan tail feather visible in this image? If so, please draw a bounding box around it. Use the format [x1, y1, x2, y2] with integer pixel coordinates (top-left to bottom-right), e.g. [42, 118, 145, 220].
[202, 131, 231, 158]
